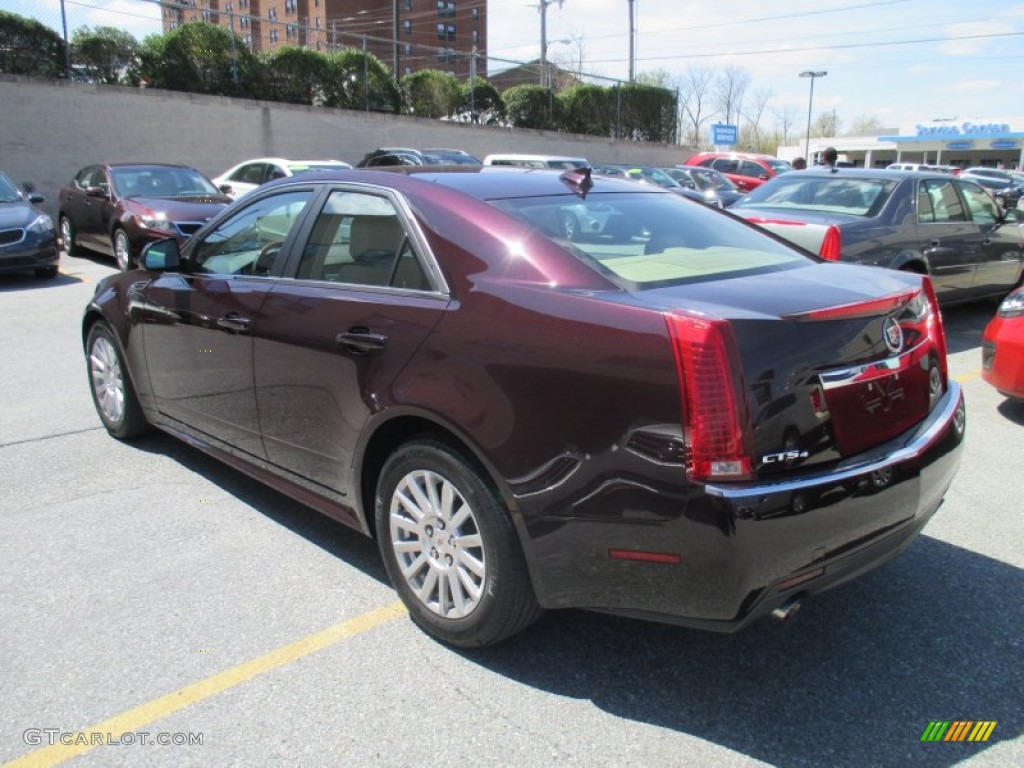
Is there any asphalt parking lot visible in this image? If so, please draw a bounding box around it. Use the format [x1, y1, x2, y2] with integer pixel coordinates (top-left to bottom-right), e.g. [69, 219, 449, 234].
[1, 251, 1021, 768]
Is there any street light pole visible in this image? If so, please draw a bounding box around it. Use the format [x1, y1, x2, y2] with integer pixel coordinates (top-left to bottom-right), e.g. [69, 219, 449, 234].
[799, 70, 827, 163]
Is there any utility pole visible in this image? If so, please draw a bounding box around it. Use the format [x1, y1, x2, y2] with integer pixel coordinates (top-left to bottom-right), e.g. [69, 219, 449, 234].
[538, 0, 565, 86]
[628, 0, 635, 82]
[59, 0, 71, 79]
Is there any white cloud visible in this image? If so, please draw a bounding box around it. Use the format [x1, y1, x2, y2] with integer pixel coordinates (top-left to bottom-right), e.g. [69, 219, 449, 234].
[939, 21, 1015, 56]
[948, 79, 1004, 93]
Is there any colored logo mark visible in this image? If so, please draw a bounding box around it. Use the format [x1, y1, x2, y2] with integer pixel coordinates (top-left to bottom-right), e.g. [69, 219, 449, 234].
[921, 721, 997, 742]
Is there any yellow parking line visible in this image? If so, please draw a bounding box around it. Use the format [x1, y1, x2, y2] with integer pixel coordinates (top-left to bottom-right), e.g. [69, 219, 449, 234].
[955, 370, 981, 384]
[3, 601, 407, 768]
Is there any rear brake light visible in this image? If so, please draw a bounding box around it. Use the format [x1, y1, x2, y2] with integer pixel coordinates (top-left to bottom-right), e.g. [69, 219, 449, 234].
[922, 276, 948, 387]
[665, 312, 753, 482]
[818, 225, 842, 261]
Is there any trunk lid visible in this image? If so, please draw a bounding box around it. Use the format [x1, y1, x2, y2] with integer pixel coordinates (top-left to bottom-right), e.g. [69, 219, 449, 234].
[645, 262, 946, 479]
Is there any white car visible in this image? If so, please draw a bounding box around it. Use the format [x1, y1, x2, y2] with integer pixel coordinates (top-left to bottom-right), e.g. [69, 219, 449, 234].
[212, 158, 352, 198]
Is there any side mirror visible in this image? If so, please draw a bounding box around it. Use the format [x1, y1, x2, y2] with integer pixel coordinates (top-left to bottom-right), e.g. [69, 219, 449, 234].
[28, 193, 45, 204]
[140, 238, 181, 272]
[85, 185, 108, 199]
[219, 183, 233, 195]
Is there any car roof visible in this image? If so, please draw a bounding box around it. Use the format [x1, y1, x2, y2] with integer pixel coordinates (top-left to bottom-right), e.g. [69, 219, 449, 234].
[103, 163, 196, 170]
[257, 166, 658, 201]
[780, 168, 952, 180]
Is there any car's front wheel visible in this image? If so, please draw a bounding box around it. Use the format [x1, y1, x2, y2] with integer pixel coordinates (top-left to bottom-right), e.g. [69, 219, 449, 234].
[112, 229, 132, 271]
[86, 322, 150, 439]
[375, 439, 542, 648]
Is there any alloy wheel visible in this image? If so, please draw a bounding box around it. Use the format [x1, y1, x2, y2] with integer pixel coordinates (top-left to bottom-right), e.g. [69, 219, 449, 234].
[388, 469, 486, 619]
[89, 335, 125, 425]
[114, 231, 131, 271]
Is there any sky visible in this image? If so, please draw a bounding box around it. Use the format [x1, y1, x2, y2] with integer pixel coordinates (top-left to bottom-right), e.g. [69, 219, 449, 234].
[3, 0, 1022, 133]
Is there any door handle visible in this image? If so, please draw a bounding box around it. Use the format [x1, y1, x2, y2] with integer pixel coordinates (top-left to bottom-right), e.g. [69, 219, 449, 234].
[217, 314, 252, 332]
[336, 328, 388, 355]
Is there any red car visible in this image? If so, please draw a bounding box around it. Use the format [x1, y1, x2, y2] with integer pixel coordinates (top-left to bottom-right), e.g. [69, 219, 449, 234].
[685, 152, 793, 192]
[982, 287, 1024, 400]
[82, 167, 965, 647]
[59, 163, 231, 271]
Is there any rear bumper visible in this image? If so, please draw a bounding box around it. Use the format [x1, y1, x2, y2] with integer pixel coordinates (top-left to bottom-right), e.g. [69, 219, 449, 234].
[525, 382, 965, 630]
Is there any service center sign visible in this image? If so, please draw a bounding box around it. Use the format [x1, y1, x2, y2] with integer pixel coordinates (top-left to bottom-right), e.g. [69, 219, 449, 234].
[711, 124, 738, 146]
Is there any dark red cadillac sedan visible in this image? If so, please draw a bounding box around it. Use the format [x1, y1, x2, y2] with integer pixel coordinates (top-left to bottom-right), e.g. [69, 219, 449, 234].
[82, 167, 965, 647]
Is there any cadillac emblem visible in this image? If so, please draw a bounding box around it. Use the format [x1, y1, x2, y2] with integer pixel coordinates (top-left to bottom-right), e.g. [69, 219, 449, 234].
[883, 316, 903, 355]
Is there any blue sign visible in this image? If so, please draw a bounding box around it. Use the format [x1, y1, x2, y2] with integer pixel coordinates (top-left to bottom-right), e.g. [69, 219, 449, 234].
[946, 141, 973, 151]
[711, 124, 738, 146]
[990, 140, 1019, 150]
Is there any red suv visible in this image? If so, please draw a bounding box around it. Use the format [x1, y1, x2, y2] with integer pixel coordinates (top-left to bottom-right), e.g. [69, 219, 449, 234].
[685, 152, 793, 192]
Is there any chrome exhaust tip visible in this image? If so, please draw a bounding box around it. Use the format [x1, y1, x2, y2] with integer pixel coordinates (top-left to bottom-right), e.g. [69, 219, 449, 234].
[771, 597, 804, 622]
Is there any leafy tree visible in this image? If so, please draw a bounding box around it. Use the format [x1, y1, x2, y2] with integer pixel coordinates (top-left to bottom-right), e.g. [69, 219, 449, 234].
[455, 76, 503, 123]
[558, 84, 613, 136]
[0, 10, 66, 78]
[138, 22, 262, 98]
[502, 84, 559, 130]
[320, 49, 399, 112]
[401, 69, 459, 118]
[618, 83, 677, 143]
[71, 26, 140, 85]
[261, 46, 330, 105]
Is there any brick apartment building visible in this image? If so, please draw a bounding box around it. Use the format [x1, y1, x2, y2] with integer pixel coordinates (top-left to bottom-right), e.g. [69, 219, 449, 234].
[162, 0, 487, 78]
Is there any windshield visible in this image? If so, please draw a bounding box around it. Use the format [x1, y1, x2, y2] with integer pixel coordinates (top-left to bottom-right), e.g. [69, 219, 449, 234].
[629, 168, 680, 188]
[489, 191, 808, 289]
[691, 168, 738, 191]
[0, 172, 22, 203]
[737, 175, 899, 217]
[287, 163, 349, 174]
[768, 159, 794, 174]
[111, 167, 221, 198]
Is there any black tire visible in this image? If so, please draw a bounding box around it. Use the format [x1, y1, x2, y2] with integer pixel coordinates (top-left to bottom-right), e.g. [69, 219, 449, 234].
[375, 439, 542, 648]
[85, 322, 150, 439]
[35, 265, 59, 279]
[59, 215, 79, 256]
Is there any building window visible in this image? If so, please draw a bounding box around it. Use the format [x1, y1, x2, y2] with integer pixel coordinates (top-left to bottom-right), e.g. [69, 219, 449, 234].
[403, 19, 412, 33]
[447, 1, 456, 18]
[404, 43, 413, 55]
[447, 23, 456, 39]
[403, 0, 411, 9]
[472, 7, 479, 20]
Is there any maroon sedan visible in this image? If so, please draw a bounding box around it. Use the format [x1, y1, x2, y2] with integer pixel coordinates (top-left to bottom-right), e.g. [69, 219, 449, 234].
[82, 167, 965, 647]
[59, 163, 230, 271]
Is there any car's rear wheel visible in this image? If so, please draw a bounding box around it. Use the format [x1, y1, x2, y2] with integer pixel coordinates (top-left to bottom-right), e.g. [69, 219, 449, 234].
[375, 439, 542, 648]
[86, 322, 149, 439]
[561, 211, 581, 241]
[59, 215, 79, 256]
[113, 229, 132, 271]
[35, 266, 58, 279]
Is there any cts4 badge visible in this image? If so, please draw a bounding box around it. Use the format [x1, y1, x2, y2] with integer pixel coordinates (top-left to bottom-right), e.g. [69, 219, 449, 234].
[762, 449, 810, 464]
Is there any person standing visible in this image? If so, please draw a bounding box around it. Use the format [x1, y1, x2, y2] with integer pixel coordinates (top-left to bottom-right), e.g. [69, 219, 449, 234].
[791, 157, 807, 170]
[819, 147, 839, 172]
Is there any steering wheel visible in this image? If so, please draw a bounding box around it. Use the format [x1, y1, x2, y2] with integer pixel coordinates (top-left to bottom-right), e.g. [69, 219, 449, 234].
[252, 241, 282, 276]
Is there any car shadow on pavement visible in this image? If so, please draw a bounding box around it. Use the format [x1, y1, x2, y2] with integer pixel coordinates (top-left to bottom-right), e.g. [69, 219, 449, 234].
[0, 271, 84, 291]
[129, 432, 390, 587]
[996, 398, 1024, 425]
[465, 536, 1022, 767]
[941, 301, 997, 355]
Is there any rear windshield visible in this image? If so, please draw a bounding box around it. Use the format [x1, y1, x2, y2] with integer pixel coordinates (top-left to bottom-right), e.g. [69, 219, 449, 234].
[767, 159, 794, 174]
[489, 191, 809, 288]
[739, 176, 898, 217]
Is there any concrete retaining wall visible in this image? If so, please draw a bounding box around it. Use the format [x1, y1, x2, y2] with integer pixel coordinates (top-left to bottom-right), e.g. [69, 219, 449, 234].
[0, 75, 691, 216]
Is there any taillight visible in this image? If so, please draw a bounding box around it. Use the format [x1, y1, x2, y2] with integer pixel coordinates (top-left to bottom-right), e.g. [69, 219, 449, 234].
[665, 312, 753, 482]
[922, 275, 948, 389]
[819, 225, 842, 261]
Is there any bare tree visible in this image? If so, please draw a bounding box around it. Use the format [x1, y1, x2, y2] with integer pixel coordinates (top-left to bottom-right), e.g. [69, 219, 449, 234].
[678, 66, 717, 147]
[814, 109, 840, 138]
[849, 115, 886, 135]
[773, 104, 799, 147]
[713, 65, 751, 128]
[741, 86, 772, 151]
